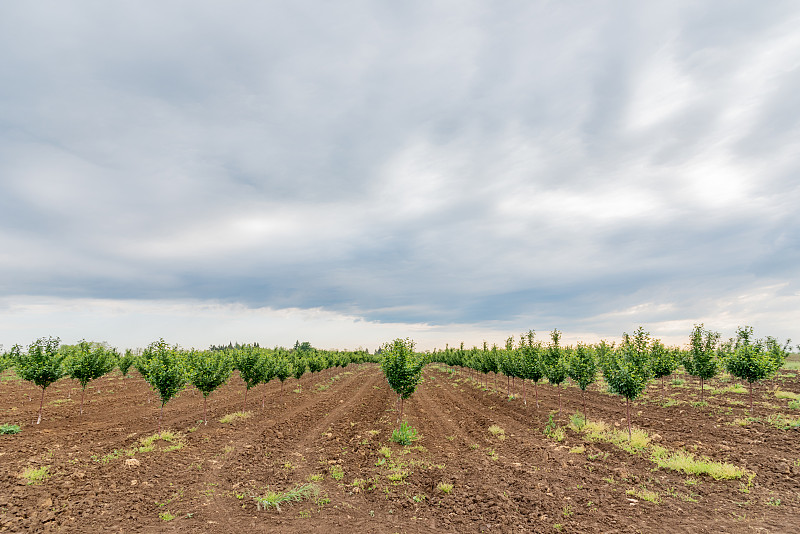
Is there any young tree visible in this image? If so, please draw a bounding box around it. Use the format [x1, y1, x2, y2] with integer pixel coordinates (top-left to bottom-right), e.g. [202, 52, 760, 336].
[649, 339, 679, 391]
[380, 338, 424, 424]
[683, 324, 721, 402]
[543, 329, 568, 417]
[724, 327, 789, 414]
[258, 351, 277, 408]
[14, 337, 66, 424]
[600, 329, 651, 439]
[118, 349, 137, 378]
[66, 340, 118, 415]
[233, 345, 263, 411]
[138, 339, 187, 432]
[188, 349, 233, 424]
[292, 357, 307, 391]
[567, 343, 597, 419]
[518, 330, 544, 408]
[273, 351, 292, 402]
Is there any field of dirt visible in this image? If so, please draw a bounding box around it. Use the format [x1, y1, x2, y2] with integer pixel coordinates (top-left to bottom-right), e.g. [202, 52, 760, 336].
[1, 363, 798, 533]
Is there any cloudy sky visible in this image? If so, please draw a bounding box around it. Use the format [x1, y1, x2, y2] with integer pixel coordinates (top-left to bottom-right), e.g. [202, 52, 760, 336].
[1, 1, 798, 351]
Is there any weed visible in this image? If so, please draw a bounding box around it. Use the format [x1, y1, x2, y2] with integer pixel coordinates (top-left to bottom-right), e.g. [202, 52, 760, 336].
[21, 465, 50, 485]
[391, 421, 419, 446]
[253, 483, 321, 512]
[488, 424, 506, 440]
[562, 505, 573, 517]
[411, 494, 427, 503]
[661, 398, 679, 407]
[568, 412, 586, 431]
[378, 446, 392, 458]
[436, 482, 453, 494]
[626, 487, 660, 504]
[0, 423, 21, 435]
[219, 411, 252, 424]
[765, 413, 800, 430]
[569, 446, 585, 454]
[671, 378, 685, 386]
[767, 497, 781, 506]
[329, 464, 344, 481]
[159, 511, 175, 521]
[486, 448, 499, 461]
[307, 474, 324, 482]
[775, 390, 800, 401]
[651, 446, 746, 479]
[469, 443, 479, 450]
[543, 413, 565, 441]
[789, 399, 800, 410]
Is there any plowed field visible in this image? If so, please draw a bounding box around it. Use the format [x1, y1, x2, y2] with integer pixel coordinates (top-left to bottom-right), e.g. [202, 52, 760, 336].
[1, 364, 798, 533]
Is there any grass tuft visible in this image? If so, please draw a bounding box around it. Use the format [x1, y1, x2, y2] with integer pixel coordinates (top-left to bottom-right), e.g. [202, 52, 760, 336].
[488, 425, 506, 440]
[219, 411, 252, 424]
[253, 483, 320, 512]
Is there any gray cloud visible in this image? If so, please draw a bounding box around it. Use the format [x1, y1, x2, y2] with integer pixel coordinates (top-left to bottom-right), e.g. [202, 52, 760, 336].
[1, 1, 798, 345]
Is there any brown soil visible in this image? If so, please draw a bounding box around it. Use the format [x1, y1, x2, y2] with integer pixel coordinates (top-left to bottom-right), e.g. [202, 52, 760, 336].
[1, 365, 798, 533]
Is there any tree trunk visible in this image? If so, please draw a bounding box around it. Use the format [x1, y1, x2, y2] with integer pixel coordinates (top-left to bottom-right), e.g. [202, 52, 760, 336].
[243, 387, 248, 412]
[749, 381, 754, 414]
[523, 379, 527, 406]
[626, 397, 631, 440]
[507, 375, 510, 395]
[558, 388, 562, 418]
[700, 377, 704, 402]
[204, 395, 208, 425]
[36, 387, 45, 425]
[400, 397, 405, 422]
[80, 387, 86, 415]
[582, 389, 587, 420]
[159, 403, 164, 433]
[534, 382, 539, 410]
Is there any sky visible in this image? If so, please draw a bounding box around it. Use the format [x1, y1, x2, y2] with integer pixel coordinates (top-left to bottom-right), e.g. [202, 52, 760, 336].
[1, 1, 799, 352]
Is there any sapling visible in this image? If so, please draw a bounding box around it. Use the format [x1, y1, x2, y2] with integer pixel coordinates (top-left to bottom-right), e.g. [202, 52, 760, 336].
[600, 329, 651, 440]
[188, 349, 233, 424]
[14, 337, 66, 424]
[380, 338, 424, 425]
[273, 352, 292, 402]
[519, 330, 544, 408]
[543, 330, 568, 417]
[258, 352, 277, 408]
[684, 324, 721, 402]
[649, 340, 679, 391]
[118, 349, 137, 378]
[66, 340, 118, 415]
[724, 326, 789, 414]
[292, 357, 307, 391]
[138, 339, 187, 432]
[566, 342, 597, 419]
[234, 345, 263, 411]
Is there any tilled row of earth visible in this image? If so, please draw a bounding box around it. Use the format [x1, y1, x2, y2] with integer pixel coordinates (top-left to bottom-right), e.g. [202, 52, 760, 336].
[0, 364, 798, 533]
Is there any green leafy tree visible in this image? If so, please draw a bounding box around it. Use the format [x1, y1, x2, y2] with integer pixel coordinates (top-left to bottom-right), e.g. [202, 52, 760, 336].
[724, 327, 789, 413]
[66, 340, 118, 415]
[14, 337, 66, 424]
[292, 357, 307, 391]
[649, 340, 679, 391]
[273, 351, 292, 401]
[137, 339, 188, 432]
[600, 329, 651, 439]
[380, 338, 424, 424]
[118, 349, 137, 378]
[567, 343, 597, 419]
[257, 351, 277, 408]
[233, 345, 264, 411]
[188, 350, 233, 424]
[543, 329, 568, 417]
[518, 330, 544, 408]
[683, 324, 721, 402]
